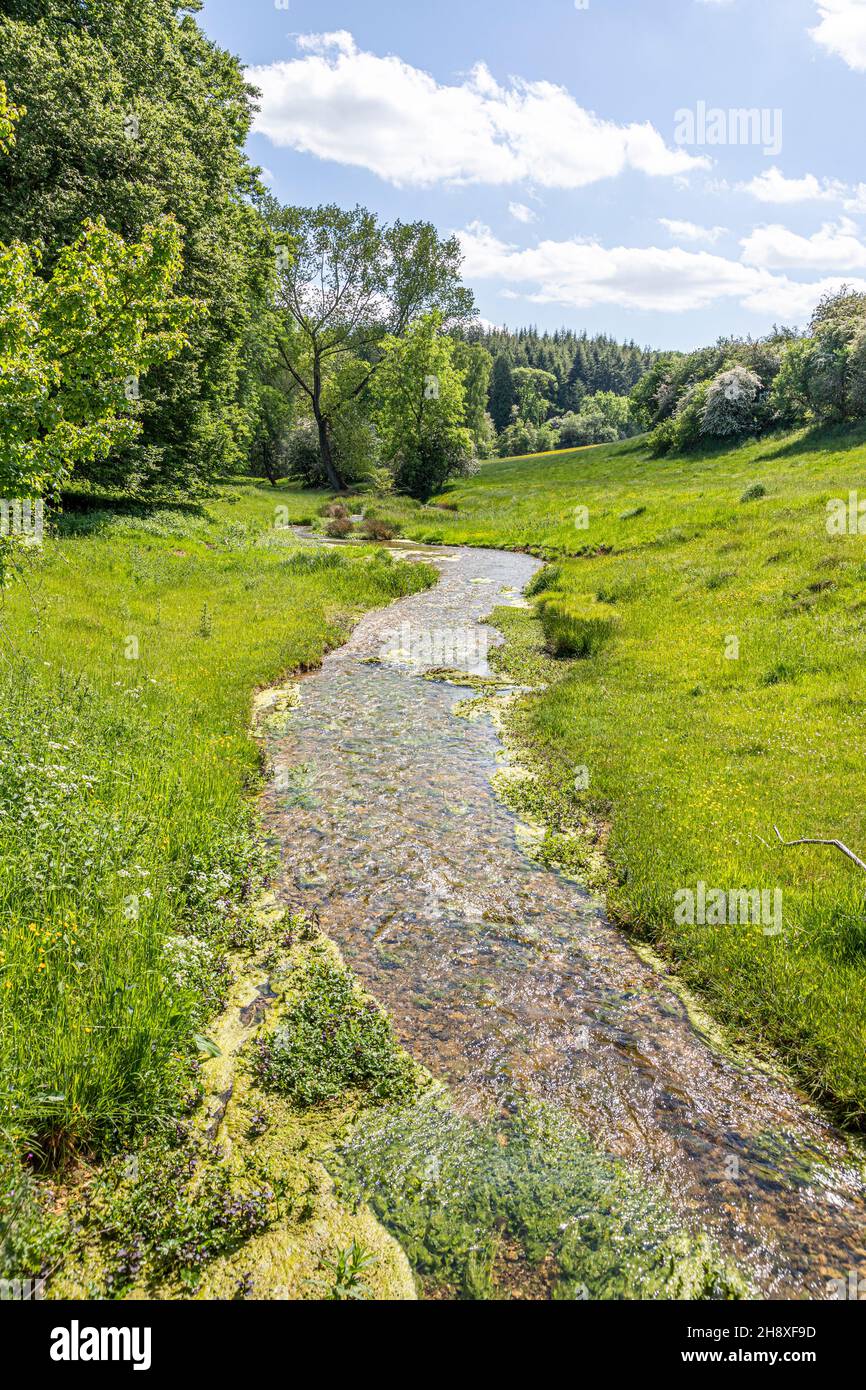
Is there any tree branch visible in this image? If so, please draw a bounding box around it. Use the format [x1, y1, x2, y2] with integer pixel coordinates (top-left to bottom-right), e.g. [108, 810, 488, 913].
[773, 826, 866, 875]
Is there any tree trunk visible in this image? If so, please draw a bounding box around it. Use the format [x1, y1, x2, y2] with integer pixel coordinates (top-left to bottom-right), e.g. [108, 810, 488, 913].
[312, 349, 345, 493]
[314, 411, 345, 493]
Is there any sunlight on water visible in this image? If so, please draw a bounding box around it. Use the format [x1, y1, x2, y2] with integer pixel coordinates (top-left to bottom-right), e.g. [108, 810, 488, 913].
[261, 542, 866, 1298]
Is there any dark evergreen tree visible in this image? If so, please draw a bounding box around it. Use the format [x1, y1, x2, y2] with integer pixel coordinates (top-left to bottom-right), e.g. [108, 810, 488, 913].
[490, 355, 515, 432]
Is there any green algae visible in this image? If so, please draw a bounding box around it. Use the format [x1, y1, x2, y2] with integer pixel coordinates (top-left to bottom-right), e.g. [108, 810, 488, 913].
[46, 901, 423, 1301]
[333, 1092, 749, 1301]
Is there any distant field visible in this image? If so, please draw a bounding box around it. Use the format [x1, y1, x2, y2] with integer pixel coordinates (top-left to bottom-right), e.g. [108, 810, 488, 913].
[363, 425, 866, 1121]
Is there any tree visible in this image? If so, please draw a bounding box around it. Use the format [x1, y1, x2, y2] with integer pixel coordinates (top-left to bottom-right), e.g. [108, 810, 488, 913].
[0, 1, 271, 491]
[0, 79, 21, 155]
[249, 384, 293, 486]
[0, 215, 194, 531]
[453, 339, 493, 453]
[497, 420, 538, 458]
[373, 313, 473, 501]
[268, 202, 474, 491]
[512, 367, 557, 426]
[490, 355, 514, 432]
[701, 367, 763, 437]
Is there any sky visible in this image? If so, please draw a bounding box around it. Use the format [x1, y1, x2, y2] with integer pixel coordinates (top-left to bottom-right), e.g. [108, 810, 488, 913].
[197, 0, 866, 350]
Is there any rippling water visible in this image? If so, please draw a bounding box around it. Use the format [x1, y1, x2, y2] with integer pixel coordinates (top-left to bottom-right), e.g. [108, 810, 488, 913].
[260, 540, 866, 1298]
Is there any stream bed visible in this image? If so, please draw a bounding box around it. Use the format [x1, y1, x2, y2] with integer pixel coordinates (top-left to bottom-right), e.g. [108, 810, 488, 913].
[260, 539, 866, 1299]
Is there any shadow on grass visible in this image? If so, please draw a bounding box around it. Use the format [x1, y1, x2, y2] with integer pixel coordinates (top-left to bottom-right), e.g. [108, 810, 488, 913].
[54, 490, 209, 538]
[756, 423, 866, 462]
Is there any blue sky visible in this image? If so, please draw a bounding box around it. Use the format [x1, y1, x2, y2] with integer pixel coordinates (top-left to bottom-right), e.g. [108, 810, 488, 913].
[198, 0, 866, 349]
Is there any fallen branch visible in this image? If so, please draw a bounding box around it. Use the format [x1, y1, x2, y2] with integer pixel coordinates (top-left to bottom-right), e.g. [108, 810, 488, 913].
[773, 825, 866, 875]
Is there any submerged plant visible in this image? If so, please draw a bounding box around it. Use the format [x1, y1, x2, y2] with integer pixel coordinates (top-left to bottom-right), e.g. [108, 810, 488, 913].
[322, 1239, 378, 1300]
[253, 958, 417, 1108]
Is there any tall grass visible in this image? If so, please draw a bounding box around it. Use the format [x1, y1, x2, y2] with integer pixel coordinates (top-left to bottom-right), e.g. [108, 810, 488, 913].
[0, 484, 433, 1176]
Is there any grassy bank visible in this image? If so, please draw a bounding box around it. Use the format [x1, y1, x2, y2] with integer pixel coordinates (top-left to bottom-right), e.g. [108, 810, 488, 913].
[0, 482, 435, 1283]
[360, 425, 866, 1123]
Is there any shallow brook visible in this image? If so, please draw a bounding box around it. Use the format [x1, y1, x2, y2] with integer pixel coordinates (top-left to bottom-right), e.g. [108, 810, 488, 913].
[260, 540, 866, 1298]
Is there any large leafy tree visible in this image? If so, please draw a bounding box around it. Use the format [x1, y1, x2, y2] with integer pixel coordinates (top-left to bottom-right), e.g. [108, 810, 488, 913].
[453, 339, 493, 454]
[1, 217, 195, 494]
[0, 216, 194, 574]
[374, 313, 473, 502]
[267, 202, 474, 491]
[0, 0, 271, 491]
[511, 366, 557, 426]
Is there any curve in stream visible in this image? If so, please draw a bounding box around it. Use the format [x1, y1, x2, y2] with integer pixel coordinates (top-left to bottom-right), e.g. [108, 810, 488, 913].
[260, 539, 866, 1299]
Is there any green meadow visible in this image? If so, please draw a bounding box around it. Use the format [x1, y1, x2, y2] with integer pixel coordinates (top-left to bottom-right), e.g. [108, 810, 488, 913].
[5, 422, 866, 1287]
[0, 485, 432, 1192]
[371, 424, 866, 1121]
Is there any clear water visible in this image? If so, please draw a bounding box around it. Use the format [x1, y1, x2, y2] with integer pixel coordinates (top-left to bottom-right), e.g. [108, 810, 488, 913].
[260, 541, 866, 1298]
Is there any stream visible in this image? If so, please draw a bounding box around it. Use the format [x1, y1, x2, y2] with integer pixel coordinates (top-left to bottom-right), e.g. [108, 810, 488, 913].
[260, 538, 866, 1299]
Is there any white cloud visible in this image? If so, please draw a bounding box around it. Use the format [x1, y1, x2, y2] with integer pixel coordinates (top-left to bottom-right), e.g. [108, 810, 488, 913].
[249, 32, 708, 189]
[457, 221, 866, 321]
[658, 217, 728, 244]
[508, 202, 538, 224]
[810, 0, 866, 71]
[740, 167, 847, 204]
[740, 167, 866, 214]
[741, 217, 866, 271]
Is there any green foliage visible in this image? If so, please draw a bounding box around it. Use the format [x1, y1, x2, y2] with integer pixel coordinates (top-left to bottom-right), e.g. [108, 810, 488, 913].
[452, 339, 493, 451]
[0, 77, 21, 154]
[0, 216, 194, 506]
[0, 1, 272, 491]
[650, 380, 711, 455]
[489, 354, 514, 432]
[511, 366, 557, 426]
[374, 313, 474, 501]
[638, 297, 866, 455]
[254, 958, 417, 1108]
[460, 324, 656, 417]
[497, 419, 538, 458]
[268, 201, 474, 490]
[0, 484, 434, 1163]
[285, 422, 325, 488]
[248, 384, 294, 486]
[322, 1239, 378, 1300]
[555, 390, 633, 447]
[740, 481, 767, 502]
